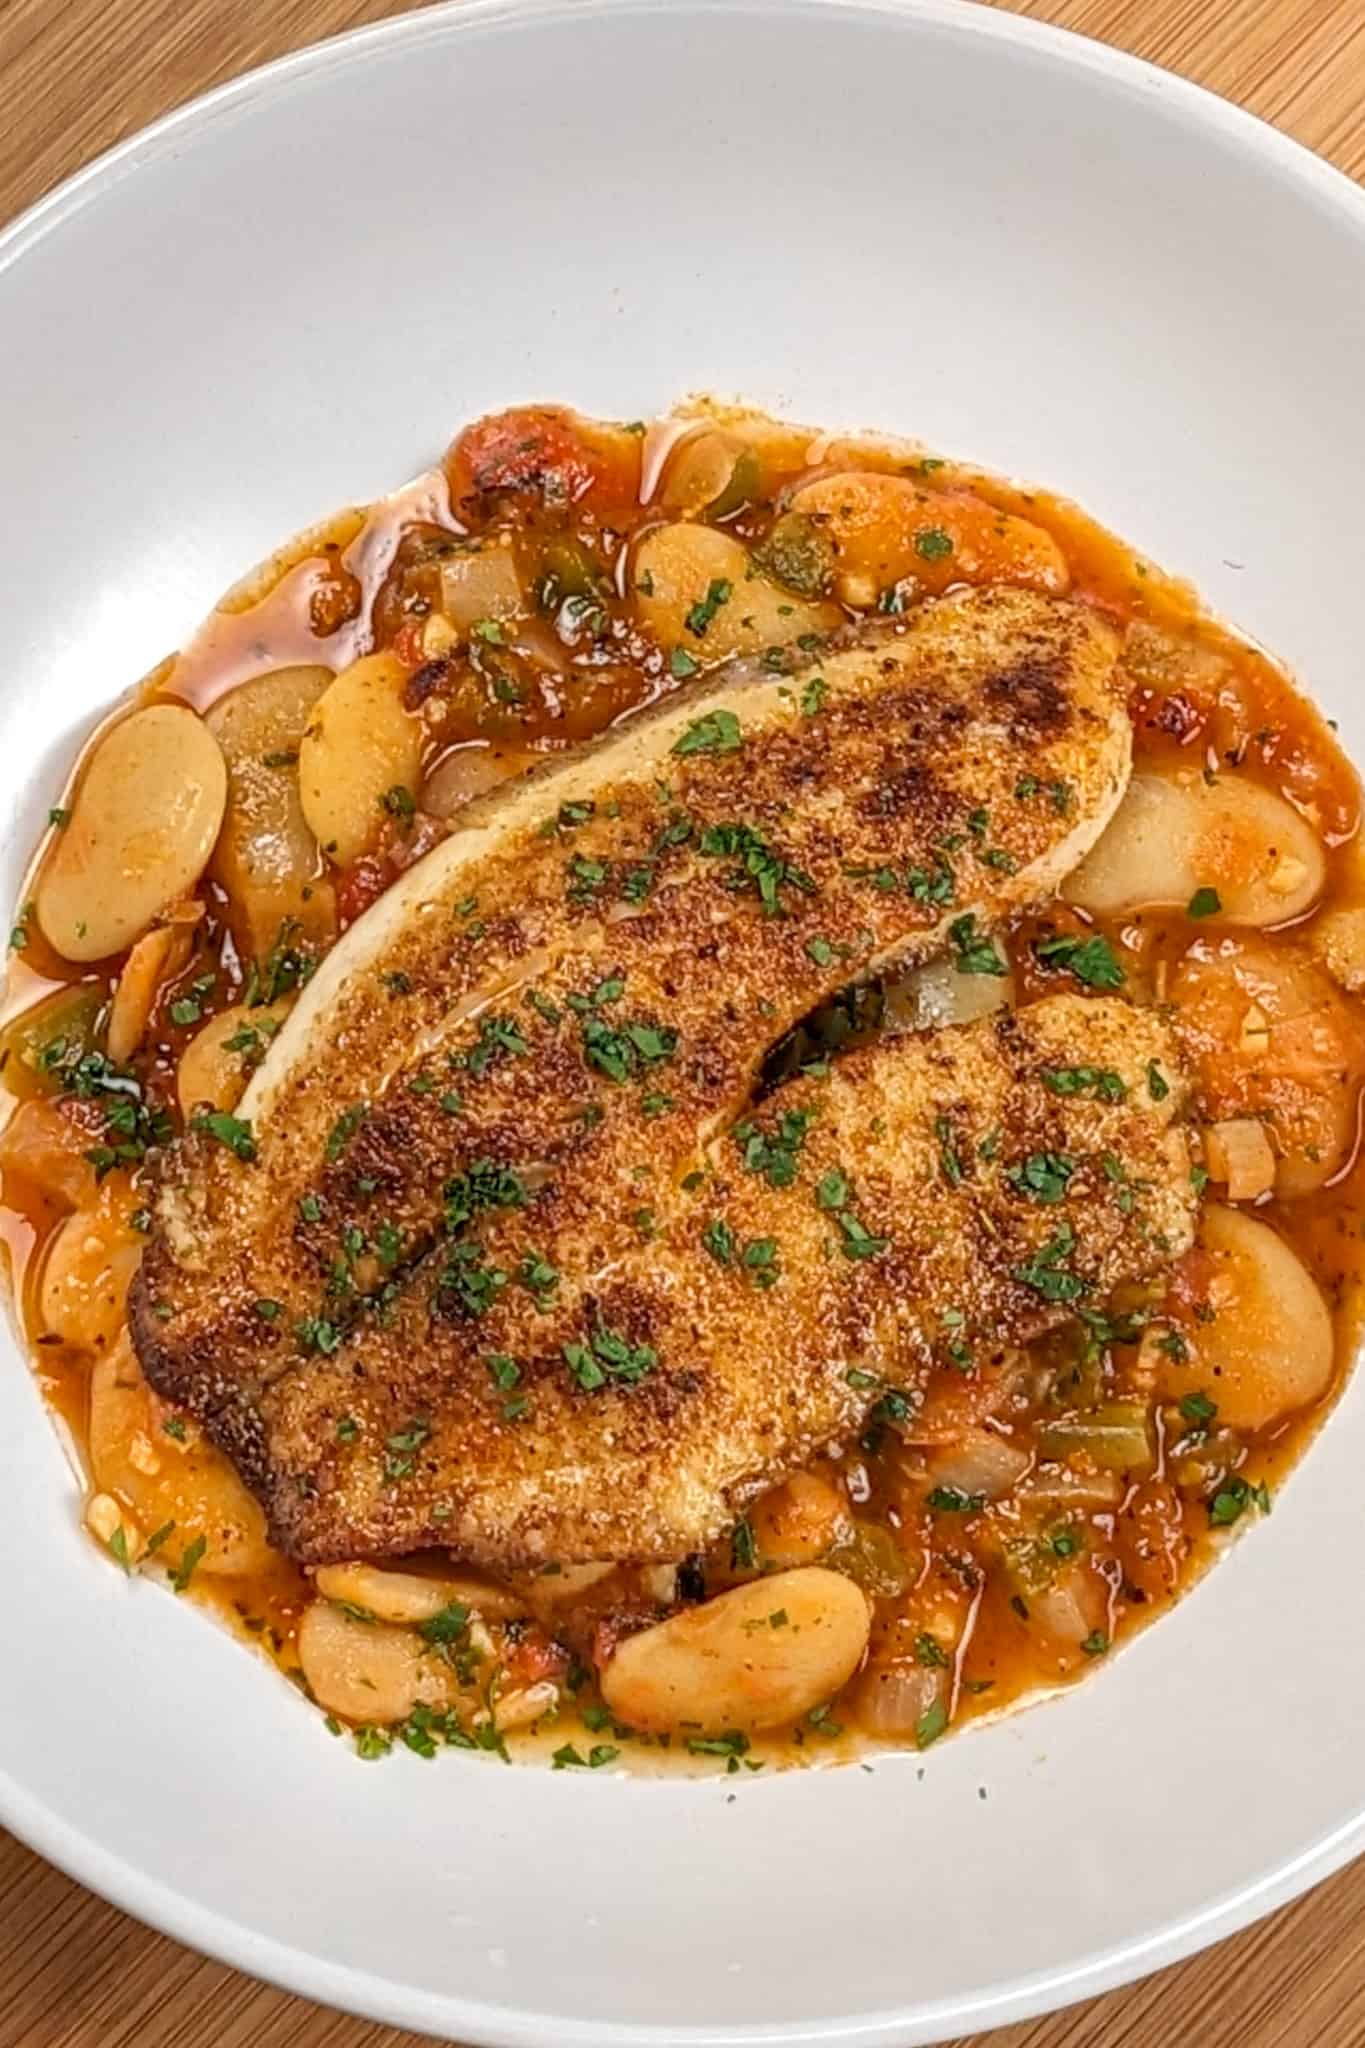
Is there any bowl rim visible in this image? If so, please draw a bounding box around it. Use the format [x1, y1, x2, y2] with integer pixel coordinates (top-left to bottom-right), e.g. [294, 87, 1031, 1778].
[3, 1, 1365, 2042]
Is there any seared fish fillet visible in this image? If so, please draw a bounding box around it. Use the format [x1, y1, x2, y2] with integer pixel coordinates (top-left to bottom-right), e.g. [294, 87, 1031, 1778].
[132, 588, 1133, 1558]
[253, 997, 1197, 1567]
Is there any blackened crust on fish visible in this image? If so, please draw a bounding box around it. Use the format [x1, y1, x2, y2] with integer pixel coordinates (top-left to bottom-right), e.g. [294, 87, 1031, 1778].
[251, 997, 1196, 1569]
[131, 589, 1136, 1564]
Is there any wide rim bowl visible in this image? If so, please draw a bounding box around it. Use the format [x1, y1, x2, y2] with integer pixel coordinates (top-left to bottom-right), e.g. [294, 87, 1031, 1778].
[3, 3, 1365, 2043]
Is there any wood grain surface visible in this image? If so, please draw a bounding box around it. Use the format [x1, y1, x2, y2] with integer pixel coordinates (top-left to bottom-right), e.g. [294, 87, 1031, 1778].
[1, 1, 1363, 2044]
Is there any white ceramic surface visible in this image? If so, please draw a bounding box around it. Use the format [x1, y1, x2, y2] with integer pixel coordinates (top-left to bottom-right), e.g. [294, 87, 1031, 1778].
[3, 2, 1365, 2041]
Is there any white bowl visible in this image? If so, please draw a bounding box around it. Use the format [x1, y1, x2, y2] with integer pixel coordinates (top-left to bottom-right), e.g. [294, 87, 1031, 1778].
[3, 2, 1365, 2042]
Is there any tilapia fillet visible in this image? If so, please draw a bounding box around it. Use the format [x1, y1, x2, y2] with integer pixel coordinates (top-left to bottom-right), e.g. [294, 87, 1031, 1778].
[256, 997, 1197, 1567]
[131, 588, 1136, 1560]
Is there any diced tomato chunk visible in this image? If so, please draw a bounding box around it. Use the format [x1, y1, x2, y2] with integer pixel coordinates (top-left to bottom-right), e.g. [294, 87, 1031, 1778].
[390, 619, 428, 669]
[502, 1625, 570, 1688]
[447, 407, 602, 510]
[333, 854, 394, 928]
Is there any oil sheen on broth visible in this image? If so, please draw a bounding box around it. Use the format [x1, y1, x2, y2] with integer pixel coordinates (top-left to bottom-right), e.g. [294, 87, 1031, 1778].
[2, 403, 1362, 1771]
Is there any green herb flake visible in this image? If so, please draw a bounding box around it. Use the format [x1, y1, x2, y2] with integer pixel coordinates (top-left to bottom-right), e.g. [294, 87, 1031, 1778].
[948, 913, 1007, 977]
[172, 1534, 208, 1593]
[683, 578, 733, 638]
[1209, 1476, 1272, 1527]
[193, 1110, 256, 1161]
[913, 527, 954, 562]
[1034, 932, 1125, 990]
[1041, 1065, 1128, 1103]
[1187, 887, 1222, 919]
[1012, 1221, 1086, 1303]
[926, 1485, 984, 1513]
[1005, 1151, 1076, 1205]
[324, 1103, 367, 1162]
[915, 1699, 949, 1749]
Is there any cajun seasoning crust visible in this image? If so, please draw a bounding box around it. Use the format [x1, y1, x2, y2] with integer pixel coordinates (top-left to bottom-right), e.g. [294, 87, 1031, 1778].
[130, 589, 1128, 1485]
[250, 996, 1197, 1567]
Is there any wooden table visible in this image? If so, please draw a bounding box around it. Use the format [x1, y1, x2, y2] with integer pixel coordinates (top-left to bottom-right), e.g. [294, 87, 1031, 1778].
[3, 0, 1364, 2042]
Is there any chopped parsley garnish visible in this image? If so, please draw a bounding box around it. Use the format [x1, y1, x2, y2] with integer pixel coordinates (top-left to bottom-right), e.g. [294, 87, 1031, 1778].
[733, 1106, 814, 1188]
[1209, 1476, 1271, 1527]
[43, 1047, 174, 1173]
[670, 647, 700, 679]
[563, 1322, 657, 1392]
[245, 919, 317, 1008]
[1015, 775, 1073, 814]
[379, 783, 417, 821]
[383, 1417, 431, 1482]
[948, 913, 1007, 977]
[462, 1013, 530, 1074]
[516, 1252, 559, 1309]
[697, 820, 815, 918]
[579, 1005, 678, 1083]
[172, 1534, 207, 1593]
[800, 675, 828, 716]
[566, 854, 609, 901]
[1179, 1389, 1216, 1425]
[1187, 886, 1222, 919]
[914, 1633, 951, 1669]
[552, 1742, 620, 1770]
[703, 1218, 737, 1265]
[223, 1017, 280, 1070]
[674, 707, 744, 756]
[1012, 1221, 1086, 1302]
[906, 861, 956, 907]
[253, 1298, 282, 1321]
[1041, 1064, 1127, 1103]
[913, 526, 954, 561]
[335, 1415, 360, 1443]
[683, 578, 733, 637]
[835, 1210, 889, 1261]
[731, 1518, 757, 1569]
[1034, 932, 1125, 990]
[915, 1700, 949, 1749]
[325, 1103, 367, 1162]
[935, 1116, 965, 1188]
[438, 1241, 508, 1319]
[685, 1730, 750, 1759]
[1146, 1059, 1170, 1102]
[816, 1167, 849, 1210]
[443, 1159, 528, 1231]
[1005, 1151, 1077, 1205]
[926, 1486, 984, 1513]
[1081, 1631, 1110, 1658]
[294, 1315, 343, 1355]
[742, 1236, 781, 1287]
[192, 1110, 256, 1161]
